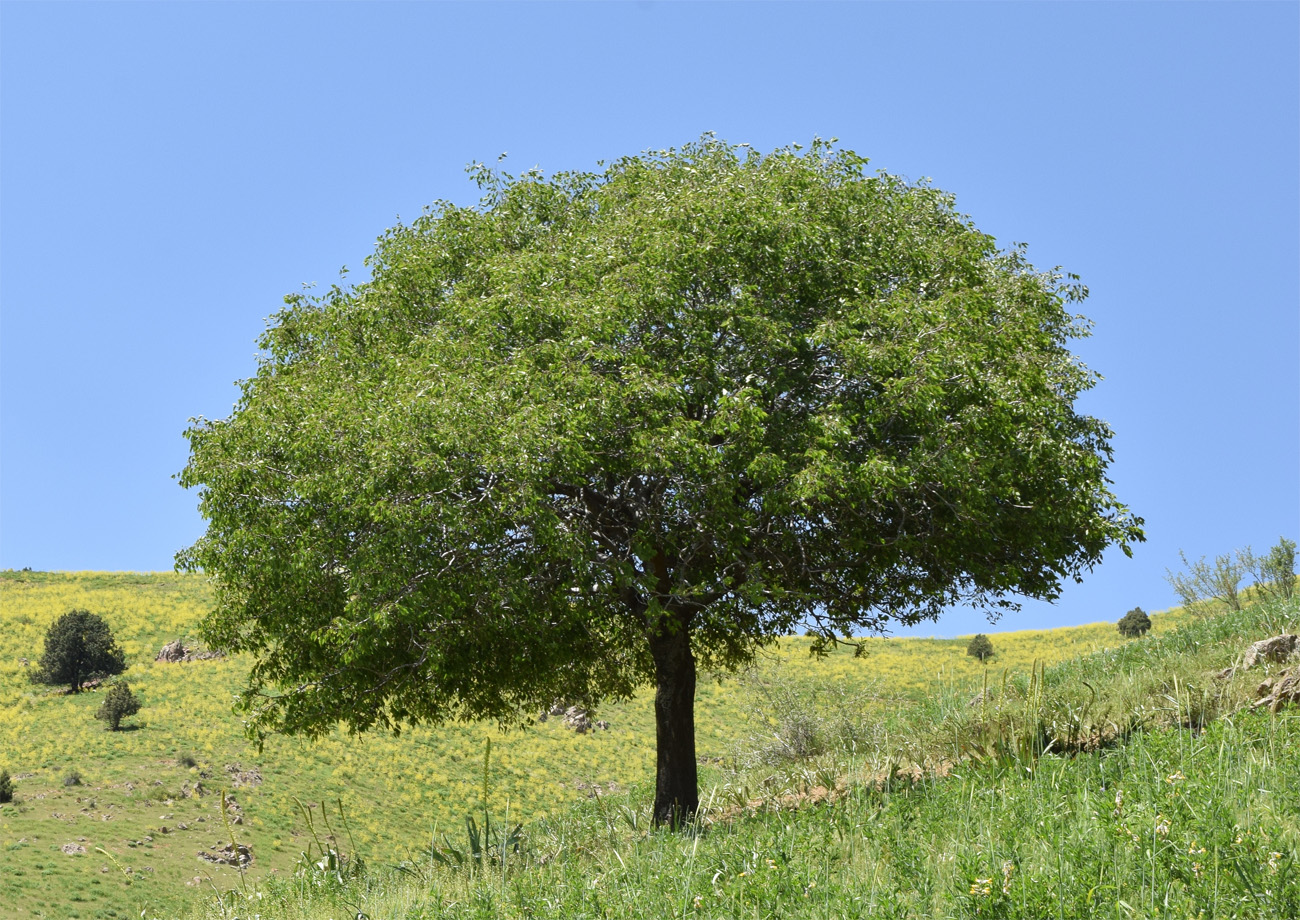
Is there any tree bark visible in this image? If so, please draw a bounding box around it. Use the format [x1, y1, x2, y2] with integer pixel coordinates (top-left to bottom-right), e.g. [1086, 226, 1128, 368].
[649, 616, 698, 828]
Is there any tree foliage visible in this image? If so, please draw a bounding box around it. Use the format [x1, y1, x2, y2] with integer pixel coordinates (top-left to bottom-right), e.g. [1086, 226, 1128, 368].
[32, 610, 127, 693]
[95, 681, 142, 731]
[966, 634, 995, 662]
[179, 137, 1142, 824]
[1117, 606, 1151, 638]
[0, 770, 12, 804]
[1166, 537, 1296, 615]
[1241, 537, 1297, 602]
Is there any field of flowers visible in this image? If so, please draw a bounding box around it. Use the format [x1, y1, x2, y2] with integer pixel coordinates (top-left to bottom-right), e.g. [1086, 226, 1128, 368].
[0, 571, 1172, 919]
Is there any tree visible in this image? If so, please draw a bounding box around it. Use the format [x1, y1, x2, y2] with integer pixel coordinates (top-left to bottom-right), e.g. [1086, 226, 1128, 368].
[95, 681, 142, 730]
[1166, 548, 1257, 615]
[0, 769, 12, 804]
[178, 137, 1143, 826]
[967, 634, 995, 662]
[1241, 537, 1297, 602]
[32, 610, 127, 693]
[1117, 606, 1151, 638]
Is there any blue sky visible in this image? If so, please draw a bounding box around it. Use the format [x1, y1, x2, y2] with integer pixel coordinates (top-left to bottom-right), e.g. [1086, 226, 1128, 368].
[2, 2, 1296, 636]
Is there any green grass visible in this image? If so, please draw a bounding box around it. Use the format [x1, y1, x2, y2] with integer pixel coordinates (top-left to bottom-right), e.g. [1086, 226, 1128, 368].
[1, 571, 1295, 919]
[187, 596, 1298, 920]
[204, 708, 1299, 920]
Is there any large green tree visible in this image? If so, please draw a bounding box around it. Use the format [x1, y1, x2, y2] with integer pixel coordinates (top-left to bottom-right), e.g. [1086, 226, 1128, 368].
[179, 138, 1142, 826]
[33, 610, 127, 693]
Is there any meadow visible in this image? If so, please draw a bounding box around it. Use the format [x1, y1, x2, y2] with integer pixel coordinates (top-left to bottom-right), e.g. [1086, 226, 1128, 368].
[0, 570, 1292, 919]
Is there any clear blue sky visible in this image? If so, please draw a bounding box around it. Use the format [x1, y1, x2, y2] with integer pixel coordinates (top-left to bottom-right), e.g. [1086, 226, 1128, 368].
[2, 2, 1296, 636]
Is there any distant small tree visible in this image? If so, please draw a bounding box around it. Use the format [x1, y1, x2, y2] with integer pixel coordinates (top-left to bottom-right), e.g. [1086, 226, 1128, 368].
[1117, 606, 1151, 638]
[967, 634, 995, 662]
[95, 682, 141, 731]
[32, 610, 127, 693]
[0, 770, 13, 804]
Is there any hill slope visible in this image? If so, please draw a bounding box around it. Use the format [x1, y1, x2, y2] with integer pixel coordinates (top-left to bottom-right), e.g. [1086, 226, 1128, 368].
[0, 571, 1293, 919]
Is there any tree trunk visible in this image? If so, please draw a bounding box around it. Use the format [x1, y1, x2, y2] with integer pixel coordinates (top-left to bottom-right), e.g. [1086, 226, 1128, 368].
[649, 618, 698, 828]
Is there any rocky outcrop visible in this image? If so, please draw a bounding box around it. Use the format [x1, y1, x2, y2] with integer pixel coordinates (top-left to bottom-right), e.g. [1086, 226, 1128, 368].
[197, 842, 253, 868]
[156, 640, 187, 662]
[1254, 667, 1300, 713]
[564, 706, 593, 733]
[538, 701, 608, 732]
[1241, 635, 1298, 670]
[223, 764, 262, 789]
[156, 640, 225, 663]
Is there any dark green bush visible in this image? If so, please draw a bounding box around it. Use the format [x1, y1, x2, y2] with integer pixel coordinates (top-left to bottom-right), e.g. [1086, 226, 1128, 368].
[64, 771, 83, 787]
[0, 769, 13, 803]
[31, 610, 127, 693]
[1117, 606, 1152, 638]
[95, 681, 142, 731]
[966, 634, 995, 661]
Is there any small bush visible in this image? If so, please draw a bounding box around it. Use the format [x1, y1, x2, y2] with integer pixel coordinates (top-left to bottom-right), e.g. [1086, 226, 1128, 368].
[1117, 607, 1152, 638]
[64, 771, 83, 787]
[0, 770, 13, 804]
[179, 754, 197, 769]
[734, 666, 882, 767]
[967, 634, 995, 661]
[95, 682, 142, 731]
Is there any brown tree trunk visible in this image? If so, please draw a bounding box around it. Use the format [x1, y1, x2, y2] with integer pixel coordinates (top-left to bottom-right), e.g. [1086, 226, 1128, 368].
[649, 617, 698, 828]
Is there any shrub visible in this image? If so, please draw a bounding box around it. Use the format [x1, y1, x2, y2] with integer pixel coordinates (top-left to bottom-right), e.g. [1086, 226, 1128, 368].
[179, 754, 197, 769]
[64, 771, 83, 787]
[1241, 537, 1297, 601]
[967, 634, 995, 662]
[31, 610, 127, 693]
[0, 770, 13, 804]
[95, 681, 142, 731]
[733, 666, 882, 767]
[1166, 550, 1248, 615]
[1117, 606, 1152, 638]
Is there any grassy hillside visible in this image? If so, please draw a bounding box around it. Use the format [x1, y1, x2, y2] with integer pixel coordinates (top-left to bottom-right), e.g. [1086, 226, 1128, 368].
[189, 595, 1298, 920]
[0, 571, 1291, 919]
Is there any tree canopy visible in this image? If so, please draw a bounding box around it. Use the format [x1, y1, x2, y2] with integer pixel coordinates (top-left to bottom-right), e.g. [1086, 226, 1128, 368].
[1117, 606, 1152, 638]
[179, 137, 1142, 824]
[33, 609, 127, 693]
[966, 634, 995, 662]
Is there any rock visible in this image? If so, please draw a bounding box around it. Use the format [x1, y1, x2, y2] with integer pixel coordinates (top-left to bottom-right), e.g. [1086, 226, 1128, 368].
[223, 763, 262, 787]
[155, 639, 224, 663]
[61, 843, 86, 855]
[564, 706, 592, 734]
[1254, 667, 1300, 713]
[197, 842, 253, 868]
[156, 639, 188, 662]
[1242, 635, 1299, 670]
[548, 702, 566, 717]
[1214, 667, 1236, 681]
[595, 720, 610, 730]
